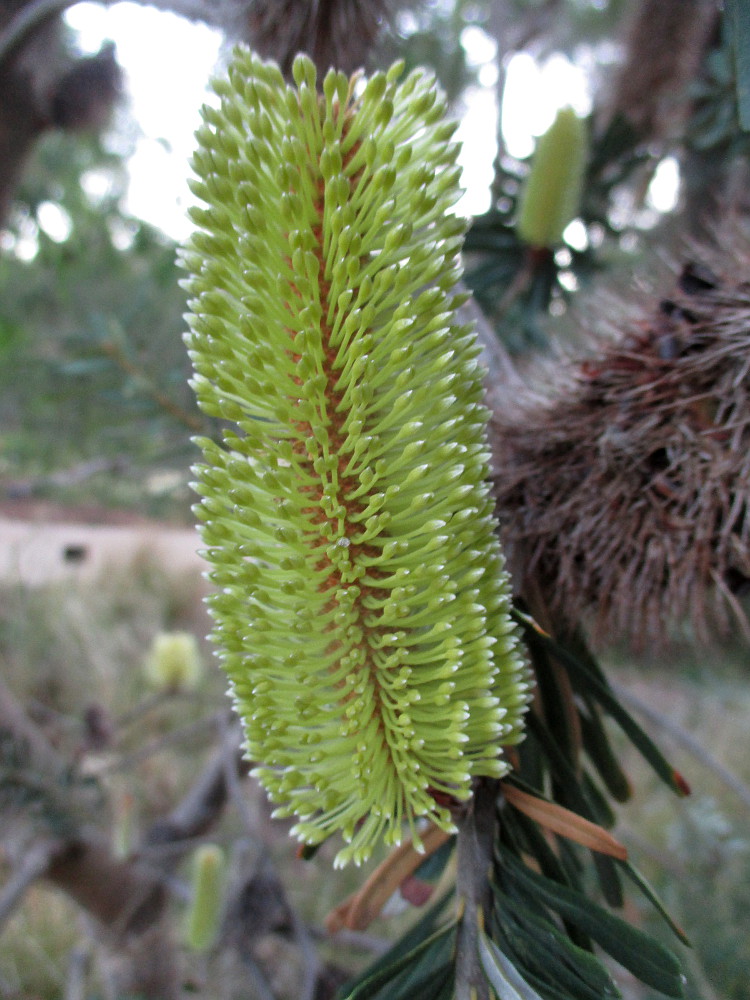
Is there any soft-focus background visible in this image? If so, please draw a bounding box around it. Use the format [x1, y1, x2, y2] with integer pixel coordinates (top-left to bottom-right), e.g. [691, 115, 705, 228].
[1, 2, 749, 998]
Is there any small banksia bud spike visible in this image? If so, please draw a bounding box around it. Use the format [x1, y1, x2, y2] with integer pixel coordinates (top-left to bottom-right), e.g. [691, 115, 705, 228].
[143, 631, 203, 692]
[184, 49, 530, 866]
[516, 106, 588, 249]
[184, 844, 225, 952]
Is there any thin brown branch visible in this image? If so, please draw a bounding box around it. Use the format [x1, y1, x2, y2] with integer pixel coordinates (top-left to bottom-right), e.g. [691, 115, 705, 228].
[143, 726, 247, 852]
[0, 0, 230, 70]
[218, 715, 255, 834]
[64, 946, 91, 1000]
[101, 340, 204, 433]
[0, 674, 65, 771]
[0, 0, 75, 67]
[107, 710, 223, 774]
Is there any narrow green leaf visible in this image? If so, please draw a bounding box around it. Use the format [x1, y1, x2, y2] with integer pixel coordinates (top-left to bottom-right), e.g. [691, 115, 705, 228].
[500, 854, 685, 997]
[523, 713, 615, 831]
[502, 801, 580, 892]
[376, 957, 455, 1000]
[516, 612, 688, 797]
[338, 892, 452, 998]
[581, 772, 618, 830]
[618, 861, 691, 948]
[592, 851, 624, 910]
[527, 638, 578, 766]
[579, 700, 632, 803]
[491, 881, 619, 1000]
[510, 902, 621, 999]
[343, 922, 455, 1000]
[479, 929, 546, 1000]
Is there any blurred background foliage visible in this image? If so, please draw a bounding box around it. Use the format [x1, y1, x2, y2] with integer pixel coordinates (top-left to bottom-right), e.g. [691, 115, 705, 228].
[0, 125, 200, 516]
[2, 0, 738, 510]
[2, 1, 750, 997]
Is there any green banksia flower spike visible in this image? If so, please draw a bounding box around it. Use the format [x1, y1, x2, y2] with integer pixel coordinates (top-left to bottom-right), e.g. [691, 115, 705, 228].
[516, 106, 588, 249]
[144, 631, 203, 692]
[183, 49, 530, 867]
[184, 844, 226, 952]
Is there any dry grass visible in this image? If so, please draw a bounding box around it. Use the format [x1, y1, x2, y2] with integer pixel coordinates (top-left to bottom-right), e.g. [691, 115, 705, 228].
[0, 542, 748, 998]
[0, 885, 81, 997]
[0, 557, 392, 999]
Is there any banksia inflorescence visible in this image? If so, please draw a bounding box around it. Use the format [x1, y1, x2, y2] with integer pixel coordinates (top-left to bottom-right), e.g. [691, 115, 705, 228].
[184, 844, 226, 952]
[183, 50, 529, 866]
[516, 106, 587, 250]
[493, 239, 750, 645]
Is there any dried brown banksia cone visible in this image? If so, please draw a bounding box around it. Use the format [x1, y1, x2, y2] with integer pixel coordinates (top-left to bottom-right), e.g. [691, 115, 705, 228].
[493, 241, 750, 645]
[246, 0, 393, 77]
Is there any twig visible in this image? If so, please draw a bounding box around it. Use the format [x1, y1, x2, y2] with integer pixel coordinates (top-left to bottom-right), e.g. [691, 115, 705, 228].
[218, 716, 255, 834]
[0, 838, 57, 934]
[0, 0, 230, 70]
[0, 676, 65, 770]
[142, 730, 246, 852]
[240, 843, 319, 1000]
[240, 953, 278, 1000]
[64, 946, 90, 1000]
[290, 904, 319, 1000]
[107, 710, 223, 773]
[455, 778, 498, 1000]
[313, 926, 390, 955]
[0, 0, 76, 67]
[612, 681, 750, 813]
[100, 339, 204, 433]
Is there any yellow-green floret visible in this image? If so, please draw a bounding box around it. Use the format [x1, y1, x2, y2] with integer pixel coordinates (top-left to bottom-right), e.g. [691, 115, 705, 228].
[183, 49, 530, 866]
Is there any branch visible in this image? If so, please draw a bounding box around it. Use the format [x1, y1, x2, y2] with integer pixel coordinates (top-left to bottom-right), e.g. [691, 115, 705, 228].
[0, 0, 231, 69]
[100, 339, 204, 433]
[0, 837, 58, 933]
[455, 779, 498, 1000]
[64, 946, 90, 1000]
[0, 0, 75, 67]
[142, 725, 247, 851]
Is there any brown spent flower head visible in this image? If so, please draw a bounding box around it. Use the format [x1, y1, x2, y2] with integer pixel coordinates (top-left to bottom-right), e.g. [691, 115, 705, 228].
[492, 239, 750, 646]
[246, 0, 393, 77]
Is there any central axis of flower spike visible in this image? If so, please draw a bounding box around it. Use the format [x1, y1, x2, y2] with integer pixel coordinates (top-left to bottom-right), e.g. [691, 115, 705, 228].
[282, 74, 453, 858]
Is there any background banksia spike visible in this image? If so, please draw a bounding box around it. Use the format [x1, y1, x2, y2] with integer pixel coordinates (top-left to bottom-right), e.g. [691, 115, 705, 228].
[516, 106, 588, 250]
[143, 631, 203, 693]
[493, 236, 750, 646]
[183, 49, 530, 866]
[184, 844, 226, 953]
